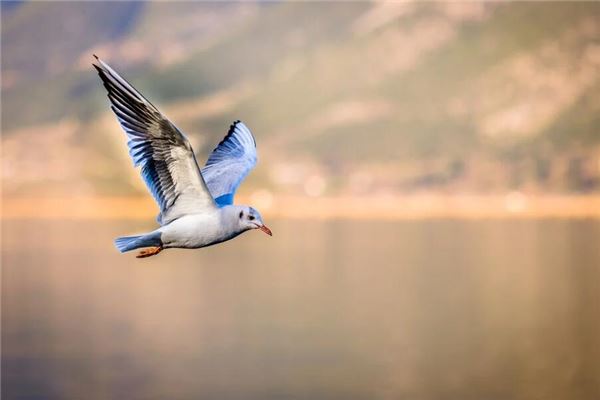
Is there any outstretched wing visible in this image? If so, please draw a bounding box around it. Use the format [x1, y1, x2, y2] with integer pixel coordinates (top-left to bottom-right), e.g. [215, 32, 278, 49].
[93, 55, 216, 225]
[201, 121, 257, 206]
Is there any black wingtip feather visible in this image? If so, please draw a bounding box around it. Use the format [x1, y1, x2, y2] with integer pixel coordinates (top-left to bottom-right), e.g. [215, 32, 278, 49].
[217, 120, 241, 147]
[211, 120, 256, 153]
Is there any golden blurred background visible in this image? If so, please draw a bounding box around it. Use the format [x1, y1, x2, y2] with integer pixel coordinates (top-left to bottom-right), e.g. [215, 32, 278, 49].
[2, 2, 600, 400]
[2, 1, 600, 219]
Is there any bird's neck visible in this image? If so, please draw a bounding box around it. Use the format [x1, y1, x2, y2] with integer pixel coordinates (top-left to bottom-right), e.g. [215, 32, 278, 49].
[219, 205, 248, 234]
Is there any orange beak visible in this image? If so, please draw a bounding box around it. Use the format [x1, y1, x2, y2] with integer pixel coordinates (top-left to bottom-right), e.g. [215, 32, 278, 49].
[259, 225, 272, 236]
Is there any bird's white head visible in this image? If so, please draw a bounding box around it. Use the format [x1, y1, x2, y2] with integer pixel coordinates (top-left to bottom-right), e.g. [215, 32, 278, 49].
[236, 205, 272, 236]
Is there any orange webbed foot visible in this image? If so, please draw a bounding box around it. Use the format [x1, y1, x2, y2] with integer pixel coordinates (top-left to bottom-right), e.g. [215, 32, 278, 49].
[136, 246, 163, 258]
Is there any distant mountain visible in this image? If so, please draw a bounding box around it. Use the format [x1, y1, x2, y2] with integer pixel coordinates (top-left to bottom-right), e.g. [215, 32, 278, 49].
[2, 2, 599, 196]
[2, 2, 142, 78]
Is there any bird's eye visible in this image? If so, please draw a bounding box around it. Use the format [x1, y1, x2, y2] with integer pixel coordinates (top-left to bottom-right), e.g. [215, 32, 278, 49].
[249, 215, 255, 221]
[239, 211, 243, 219]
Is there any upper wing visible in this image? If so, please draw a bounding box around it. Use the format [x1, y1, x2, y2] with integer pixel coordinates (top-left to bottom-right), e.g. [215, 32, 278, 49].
[201, 121, 257, 206]
[93, 55, 217, 225]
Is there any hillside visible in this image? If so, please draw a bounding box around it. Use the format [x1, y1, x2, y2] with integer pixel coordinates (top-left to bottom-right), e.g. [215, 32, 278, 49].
[2, 1, 599, 197]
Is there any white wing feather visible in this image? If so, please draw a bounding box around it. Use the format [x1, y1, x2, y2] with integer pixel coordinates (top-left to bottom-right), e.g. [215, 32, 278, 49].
[94, 56, 217, 225]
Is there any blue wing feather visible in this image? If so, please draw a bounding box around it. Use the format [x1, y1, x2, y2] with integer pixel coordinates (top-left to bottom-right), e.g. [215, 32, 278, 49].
[201, 121, 257, 206]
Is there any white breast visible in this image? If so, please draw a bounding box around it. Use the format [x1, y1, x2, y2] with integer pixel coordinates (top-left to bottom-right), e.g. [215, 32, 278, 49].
[159, 212, 231, 249]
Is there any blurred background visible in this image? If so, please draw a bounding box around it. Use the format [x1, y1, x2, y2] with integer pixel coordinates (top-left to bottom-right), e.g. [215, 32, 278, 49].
[2, 1, 600, 399]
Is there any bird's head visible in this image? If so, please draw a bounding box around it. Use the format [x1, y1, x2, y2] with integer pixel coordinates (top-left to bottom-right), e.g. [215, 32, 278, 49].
[237, 206, 272, 236]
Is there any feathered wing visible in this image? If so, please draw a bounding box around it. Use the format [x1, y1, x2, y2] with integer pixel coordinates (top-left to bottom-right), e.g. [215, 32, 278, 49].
[201, 121, 257, 206]
[93, 56, 216, 225]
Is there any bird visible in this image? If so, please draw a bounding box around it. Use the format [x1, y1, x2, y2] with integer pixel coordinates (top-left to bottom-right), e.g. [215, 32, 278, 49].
[93, 55, 272, 258]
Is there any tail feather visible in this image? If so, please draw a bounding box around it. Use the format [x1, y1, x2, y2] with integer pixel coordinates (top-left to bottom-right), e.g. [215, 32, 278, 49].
[114, 232, 162, 253]
[114, 235, 143, 253]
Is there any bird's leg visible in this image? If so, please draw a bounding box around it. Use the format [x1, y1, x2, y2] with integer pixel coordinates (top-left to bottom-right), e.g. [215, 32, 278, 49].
[136, 246, 163, 258]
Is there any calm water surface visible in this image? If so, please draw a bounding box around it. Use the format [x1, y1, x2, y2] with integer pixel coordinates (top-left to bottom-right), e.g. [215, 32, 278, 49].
[2, 219, 600, 399]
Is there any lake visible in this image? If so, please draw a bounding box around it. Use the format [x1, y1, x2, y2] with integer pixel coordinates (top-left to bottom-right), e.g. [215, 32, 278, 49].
[2, 219, 599, 399]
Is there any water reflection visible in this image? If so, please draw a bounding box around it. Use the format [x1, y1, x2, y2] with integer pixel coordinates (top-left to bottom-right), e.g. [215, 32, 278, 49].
[2, 219, 600, 399]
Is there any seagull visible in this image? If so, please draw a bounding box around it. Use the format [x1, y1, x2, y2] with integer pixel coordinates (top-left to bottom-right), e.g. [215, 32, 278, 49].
[93, 56, 272, 258]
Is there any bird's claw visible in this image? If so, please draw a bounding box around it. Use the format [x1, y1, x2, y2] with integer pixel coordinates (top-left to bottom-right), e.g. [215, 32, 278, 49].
[136, 246, 163, 258]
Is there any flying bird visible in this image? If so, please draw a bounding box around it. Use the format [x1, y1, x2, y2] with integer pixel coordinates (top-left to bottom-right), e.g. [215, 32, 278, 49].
[93, 55, 271, 258]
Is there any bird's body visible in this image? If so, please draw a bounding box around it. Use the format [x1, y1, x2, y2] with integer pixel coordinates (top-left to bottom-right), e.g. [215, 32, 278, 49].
[93, 56, 271, 258]
[162, 211, 234, 249]
[160, 205, 249, 249]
